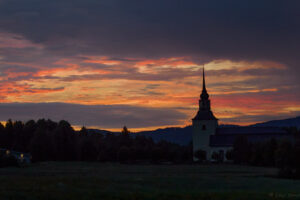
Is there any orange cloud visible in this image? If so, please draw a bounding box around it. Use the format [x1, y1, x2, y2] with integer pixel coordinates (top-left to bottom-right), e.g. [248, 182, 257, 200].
[84, 57, 121, 65]
[0, 56, 298, 129]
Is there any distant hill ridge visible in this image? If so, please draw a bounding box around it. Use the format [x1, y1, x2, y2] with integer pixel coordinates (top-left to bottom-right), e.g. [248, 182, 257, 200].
[252, 116, 300, 129]
[87, 116, 300, 145]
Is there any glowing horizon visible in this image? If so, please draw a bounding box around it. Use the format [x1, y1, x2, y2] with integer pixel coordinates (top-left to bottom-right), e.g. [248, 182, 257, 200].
[0, 52, 298, 131]
[0, 0, 299, 130]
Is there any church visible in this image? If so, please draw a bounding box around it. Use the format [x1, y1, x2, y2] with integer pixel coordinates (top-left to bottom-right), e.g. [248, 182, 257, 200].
[192, 69, 293, 161]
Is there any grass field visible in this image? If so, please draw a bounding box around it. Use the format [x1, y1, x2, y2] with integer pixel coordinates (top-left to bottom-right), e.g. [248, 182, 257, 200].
[0, 162, 299, 200]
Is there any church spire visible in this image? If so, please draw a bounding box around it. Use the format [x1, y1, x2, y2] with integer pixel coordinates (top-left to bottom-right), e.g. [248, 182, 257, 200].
[192, 65, 217, 120]
[200, 66, 209, 100]
[202, 66, 207, 92]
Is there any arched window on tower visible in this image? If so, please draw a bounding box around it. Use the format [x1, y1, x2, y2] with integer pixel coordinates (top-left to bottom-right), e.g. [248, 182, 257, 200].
[202, 125, 206, 130]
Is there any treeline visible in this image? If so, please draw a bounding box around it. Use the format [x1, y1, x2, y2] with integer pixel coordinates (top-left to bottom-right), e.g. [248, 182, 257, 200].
[0, 119, 192, 164]
[229, 133, 300, 179]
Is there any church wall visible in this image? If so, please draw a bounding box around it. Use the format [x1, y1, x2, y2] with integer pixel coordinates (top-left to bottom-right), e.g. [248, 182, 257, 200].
[192, 119, 218, 161]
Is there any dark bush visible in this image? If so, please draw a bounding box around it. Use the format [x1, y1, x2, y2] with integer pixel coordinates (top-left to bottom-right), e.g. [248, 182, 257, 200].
[0, 154, 19, 168]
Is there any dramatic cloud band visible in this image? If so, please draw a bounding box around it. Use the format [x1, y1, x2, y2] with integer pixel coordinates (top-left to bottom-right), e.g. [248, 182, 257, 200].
[0, 0, 299, 129]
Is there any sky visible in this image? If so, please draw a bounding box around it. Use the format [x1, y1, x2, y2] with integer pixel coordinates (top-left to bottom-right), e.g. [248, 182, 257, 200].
[0, 0, 299, 131]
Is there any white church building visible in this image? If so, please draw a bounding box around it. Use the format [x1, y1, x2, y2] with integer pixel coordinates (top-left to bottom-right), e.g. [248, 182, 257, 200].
[192, 68, 293, 161]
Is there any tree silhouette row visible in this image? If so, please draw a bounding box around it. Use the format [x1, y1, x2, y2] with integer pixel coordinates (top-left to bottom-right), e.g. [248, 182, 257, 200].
[0, 119, 193, 163]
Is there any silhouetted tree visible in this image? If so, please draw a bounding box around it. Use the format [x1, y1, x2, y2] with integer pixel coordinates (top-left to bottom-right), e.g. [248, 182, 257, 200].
[233, 136, 251, 164]
[262, 139, 277, 166]
[121, 126, 130, 135]
[81, 138, 98, 161]
[275, 140, 293, 169]
[79, 126, 88, 137]
[0, 119, 193, 165]
[118, 146, 131, 163]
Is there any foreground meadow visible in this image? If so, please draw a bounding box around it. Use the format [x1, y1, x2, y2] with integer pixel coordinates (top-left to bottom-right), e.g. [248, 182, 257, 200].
[0, 162, 299, 200]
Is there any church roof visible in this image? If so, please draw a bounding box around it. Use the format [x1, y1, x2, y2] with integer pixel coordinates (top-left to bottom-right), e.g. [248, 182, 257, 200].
[210, 127, 292, 147]
[192, 110, 218, 121]
[216, 126, 286, 135]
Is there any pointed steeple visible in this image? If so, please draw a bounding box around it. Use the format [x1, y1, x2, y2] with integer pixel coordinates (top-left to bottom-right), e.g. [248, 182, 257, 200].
[200, 66, 209, 100]
[202, 67, 207, 92]
[192, 66, 218, 121]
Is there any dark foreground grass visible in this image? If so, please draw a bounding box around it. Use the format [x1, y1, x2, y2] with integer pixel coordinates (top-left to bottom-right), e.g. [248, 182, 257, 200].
[0, 162, 299, 200]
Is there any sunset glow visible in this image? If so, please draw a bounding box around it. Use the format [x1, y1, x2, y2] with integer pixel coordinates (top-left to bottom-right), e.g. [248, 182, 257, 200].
[0, 0, 299, 131]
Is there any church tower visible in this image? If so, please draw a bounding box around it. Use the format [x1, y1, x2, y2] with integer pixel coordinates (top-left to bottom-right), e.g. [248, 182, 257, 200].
[192, 68, 218, 161]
